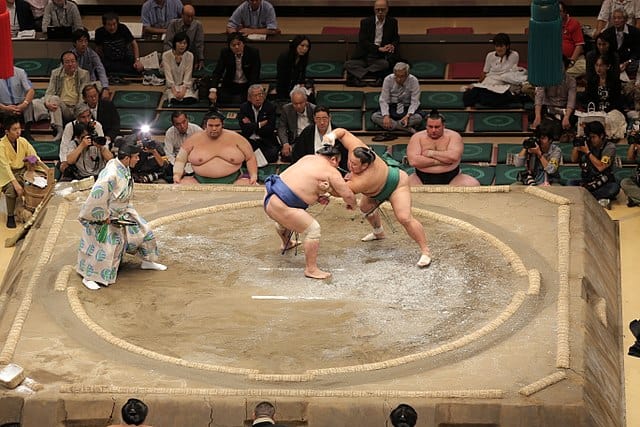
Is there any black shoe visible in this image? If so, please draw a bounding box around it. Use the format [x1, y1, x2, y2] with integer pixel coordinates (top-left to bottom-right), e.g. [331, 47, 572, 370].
[628, 199, 639, 207]
[630, 319, 640, 339]
[6, 216, 16, 229]
[346, 77, 367, 87]
[629, 341, 640, 358]
[372, 132, 398, 142]
[370, 78, 384, 87]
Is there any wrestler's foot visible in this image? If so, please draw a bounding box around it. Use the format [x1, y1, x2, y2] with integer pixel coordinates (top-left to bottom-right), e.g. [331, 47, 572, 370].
[304, 268, 332, 279]
[281, 239, 302, 252]
[141, 261, 168, 271]
[417, 254, 432, 268]
[82, 278, 103, 290]
[361, 232, 385, 242]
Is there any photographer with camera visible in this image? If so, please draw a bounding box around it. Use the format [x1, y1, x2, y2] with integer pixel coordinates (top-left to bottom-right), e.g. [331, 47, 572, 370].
[569, 121, 620, 209]
[514, 121, 562, 186]
[117, 129, 171, 184]
[620, 131, 640, 206]
[59, 121, 113, 181]
[59, 102, 106, 159]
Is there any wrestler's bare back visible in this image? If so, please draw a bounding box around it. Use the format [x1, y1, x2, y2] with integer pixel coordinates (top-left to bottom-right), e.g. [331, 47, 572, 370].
[279, 155, 352, 205]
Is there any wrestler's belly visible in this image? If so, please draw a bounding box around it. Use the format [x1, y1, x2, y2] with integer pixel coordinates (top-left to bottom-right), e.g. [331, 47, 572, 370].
[417, 163, 460, 175]
[191, 158, 241, 178]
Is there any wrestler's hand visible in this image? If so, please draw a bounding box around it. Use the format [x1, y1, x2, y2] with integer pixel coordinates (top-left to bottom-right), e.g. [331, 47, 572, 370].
[173, 174, 182, 184]
[242, 116, 251, 124]
[249, 175, 258, 185]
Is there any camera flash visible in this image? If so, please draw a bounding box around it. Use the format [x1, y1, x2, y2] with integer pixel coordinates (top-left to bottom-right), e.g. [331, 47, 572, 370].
[140, 124, 151, 134]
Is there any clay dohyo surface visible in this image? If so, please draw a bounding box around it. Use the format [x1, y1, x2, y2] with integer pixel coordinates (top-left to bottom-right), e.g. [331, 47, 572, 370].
[0, 186, 589, 402]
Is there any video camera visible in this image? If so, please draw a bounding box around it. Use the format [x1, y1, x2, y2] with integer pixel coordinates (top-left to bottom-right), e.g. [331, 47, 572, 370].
[522, 136, 539, 149]
[573, 135, 588, 148]
[87, 123, 107, 146]
[141, 136, 157, 150]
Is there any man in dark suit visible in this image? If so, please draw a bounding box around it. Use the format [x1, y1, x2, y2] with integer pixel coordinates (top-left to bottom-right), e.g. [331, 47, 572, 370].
[82, 83, 121, 143]
[207, 32, 261, 107]
[602, 8, 640, 79]
[277, 87, 315, 162]
[251, 401, 286, 427]
[239, 84, 279, 163]
[344, 0, 399, 87]
[8, 0, 35, 35]
[292, 105, 348, 172]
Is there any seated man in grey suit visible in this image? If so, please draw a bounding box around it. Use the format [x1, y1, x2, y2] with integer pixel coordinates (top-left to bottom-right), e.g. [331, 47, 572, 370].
[276, 87, 315, 162]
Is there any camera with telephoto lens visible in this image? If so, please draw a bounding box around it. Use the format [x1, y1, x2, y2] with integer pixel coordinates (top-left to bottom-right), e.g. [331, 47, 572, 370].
[522, 136, 538, 149]
[87, 123, 107, 146]
[573, 135, 588, 148]
[135, 172, 161, 183]
[141, 135, 157, 150]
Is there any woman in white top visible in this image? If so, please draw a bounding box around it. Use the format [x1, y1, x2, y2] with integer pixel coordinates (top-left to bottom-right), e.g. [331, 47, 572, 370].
[162, 31, 198, 105]
[463, 33, 524, 108]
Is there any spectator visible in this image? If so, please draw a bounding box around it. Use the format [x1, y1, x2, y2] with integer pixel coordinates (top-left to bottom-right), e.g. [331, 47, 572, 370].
[7, 0, 35, 36]
[117, 131, 171, 183]
[41, 0, 82, 34]
[82, 83, 120, 143]
[25, 0, 46, 31]
[292, 105, 349, 172]
[389, 404, 418, 427]
[0, 66, 35, 139]
[586, 33, 621, 83]
[164, 4, 204, 70]
[407, 109, 480, 186]
[206, 32, 261, 107]
[514, 121, 563, 186]
[601, 9, 640, 79]
[275, 35, 312, 101]
[569, 121, 620, 209]
[95, 12, 144, 77]
[71, 28, 110, 99]
[560, 1, 586, 78]
[594, 0, 640, 38]
[580, 54, 625, 112]
[345, 0, 399, 87]
[531, 56, 577, 133]
[621, 130, 640, 205]
[239, 84, 279, 163]
[107, 398, 152, 426]
[277, 87, 315, 162]
[462, 33, 523, 108]
[59, 101, 105, 162]
[59, 118, 112, 181]
[163, 111, 202, 174]
[31, 50, 90, 141]
[0, 116, 47, 229]
[371, 61, 423, 141]
[227, 0, 281, 36]
[77, 139, 166, 291]
[141, 0, 183, 36]
[162, 32, 198, 106]
[252, 401, 286, 427]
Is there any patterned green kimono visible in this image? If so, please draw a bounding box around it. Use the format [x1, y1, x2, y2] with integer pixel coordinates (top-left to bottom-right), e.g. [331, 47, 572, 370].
[76, 158, 159, 284]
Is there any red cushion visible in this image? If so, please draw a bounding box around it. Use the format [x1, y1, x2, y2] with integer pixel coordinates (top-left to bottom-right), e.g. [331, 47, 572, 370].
[321, 26, 360, 35]
[426, 27, 474, 35]
[448, 62, 484, 79]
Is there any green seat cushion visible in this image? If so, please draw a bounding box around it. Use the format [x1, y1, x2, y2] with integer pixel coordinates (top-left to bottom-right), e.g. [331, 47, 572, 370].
[258, 163, 279, 183]
[460, 164, 495, 185]
[32, 140, 59, 161]
[154, 111, 205, 133]
[219, 110, 241, 130]
[494, 164, 525, 185]
[364, 110, 382, 131]
[112, 90, 163, 109]
[617, 144, 636, 164]
[15, 58, 54, 77]
[330, 110, 362, 131]
[118, 109, 157, 131]
[558, 142, 574, 163]
[161, 99, 210, 108]
[260, 62, 277, 80]
[369, 144, 389, 156]
[192, 60, 217, 78]
[420, 91, 465, 109]
[306, 61, 344, 78]
[411, 61, 446, 79]
[441, 112, 469, 133]
[616, 167, 635, 181]
[391, 144, 407, 163]
[496, 144, 523, 164]
[558, 166, 582, 183]
[365, 92, 381, 110]
[474, 101, 524, 109]
[462, 143, 493, 163]
[34, 88, 46, 98]
[473, 112, 523, 132]
[316, 90, 364, 109]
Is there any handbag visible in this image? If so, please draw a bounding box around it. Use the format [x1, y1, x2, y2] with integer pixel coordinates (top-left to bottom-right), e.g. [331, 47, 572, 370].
[575, 102, 607, 136]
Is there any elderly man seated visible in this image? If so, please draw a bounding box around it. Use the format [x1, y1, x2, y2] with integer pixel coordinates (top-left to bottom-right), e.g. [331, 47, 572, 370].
[173, 112, 258, 185]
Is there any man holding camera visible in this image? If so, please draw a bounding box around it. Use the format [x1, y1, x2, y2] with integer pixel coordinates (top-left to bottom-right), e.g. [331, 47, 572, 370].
[117, 129, 171, 183]
[570, 121, 620, 208]
[514, 121, 562, 185]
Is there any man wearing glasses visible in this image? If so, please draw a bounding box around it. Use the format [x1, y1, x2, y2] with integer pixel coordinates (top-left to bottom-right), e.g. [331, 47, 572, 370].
[344, 0, 399, 87]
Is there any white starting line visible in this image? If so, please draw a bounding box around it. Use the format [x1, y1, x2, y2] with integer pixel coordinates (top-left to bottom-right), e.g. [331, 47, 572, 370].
[257, 267, 345, 271]
[252, 296, 329, 300]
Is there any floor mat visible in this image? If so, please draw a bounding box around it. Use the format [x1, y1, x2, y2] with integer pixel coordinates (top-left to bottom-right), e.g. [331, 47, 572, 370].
[316, 90, 364, 109]
[330, 110, 363, 131]
[411, 61, 447, 79]
[364, 110, 380, 131]
[161, 99, 210, 109]
[118, 109, 157, 131]
[558, 166, 582, 183]
[306, 61, 345, 78]
[448, 62, 484, 80]
[460, 164, 495, 185]
[421, 91, 465, 109]
[192, 60, 217, 78]
[462, 143, 493, 163]
[473, 112, 523, 132]
[390, 144, 407, 163]
[31, 141, 59, 161]
[496, 143, 523, 164]
[14, 58, 54, 77]
[616, 167, 635, 181]
[261, 62, 277, 80]
[494, 164, 525, 185]
[112, 90, 163, 109]
[617, 144, 636, 164]
[441, 112, 469, 133]
[369, 144, 390, 156]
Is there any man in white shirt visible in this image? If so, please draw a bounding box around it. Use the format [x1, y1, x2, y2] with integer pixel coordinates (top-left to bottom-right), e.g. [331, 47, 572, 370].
[164, 111, 202, 175]
[277, 87, 315, 161]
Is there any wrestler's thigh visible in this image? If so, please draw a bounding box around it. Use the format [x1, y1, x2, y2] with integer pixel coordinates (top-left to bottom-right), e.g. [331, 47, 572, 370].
[265, 197, 314, 233]
[359, 196, 378, 214]
[388, 180, 413, 222]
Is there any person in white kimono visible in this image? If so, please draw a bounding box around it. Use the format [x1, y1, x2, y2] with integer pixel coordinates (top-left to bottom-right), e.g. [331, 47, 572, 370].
[162, 31, 198, 105]
[76, 140, 167, 290]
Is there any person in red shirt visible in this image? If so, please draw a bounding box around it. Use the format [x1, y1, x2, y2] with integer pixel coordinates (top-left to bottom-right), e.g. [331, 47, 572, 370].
[560, 1, 586, 78]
